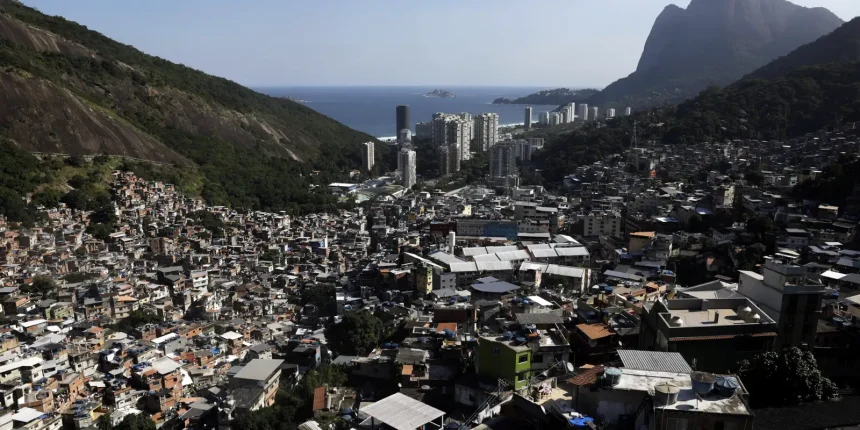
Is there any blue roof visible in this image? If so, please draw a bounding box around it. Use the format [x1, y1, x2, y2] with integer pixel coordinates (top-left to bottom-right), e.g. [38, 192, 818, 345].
[471, 280, 520, 293]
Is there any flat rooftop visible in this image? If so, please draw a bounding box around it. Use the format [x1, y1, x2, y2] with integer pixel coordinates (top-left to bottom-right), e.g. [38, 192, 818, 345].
[665, 308, 748, 327]
[232, 359, 284, 381]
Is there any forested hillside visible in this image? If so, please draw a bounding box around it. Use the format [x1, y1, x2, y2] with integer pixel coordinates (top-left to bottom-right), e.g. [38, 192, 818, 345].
[0, 0, 376, 211]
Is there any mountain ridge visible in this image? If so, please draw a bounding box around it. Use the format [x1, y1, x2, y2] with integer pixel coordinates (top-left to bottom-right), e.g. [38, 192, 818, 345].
[745, 17, 860, 80]
[0, 0, 376, 210]
[587, 0, 843, 110]
[492, 88, 599, 106]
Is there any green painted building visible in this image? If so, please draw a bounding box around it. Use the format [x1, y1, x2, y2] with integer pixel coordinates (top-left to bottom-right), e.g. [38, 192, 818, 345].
[477, 335, 532, 390]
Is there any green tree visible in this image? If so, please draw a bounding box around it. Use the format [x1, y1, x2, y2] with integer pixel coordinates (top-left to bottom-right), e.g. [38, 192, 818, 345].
[735, 243, 766, 271]
[738, 347, 838, 408]
[114, 414, 155, 430]
[301, 285, 336, 315]
[111, 310, 160, 335]
[325, 311, 384, 355]
[260, 249, 282, 265]
[97, 412, 113, 430]
[26, 275, 57, 298]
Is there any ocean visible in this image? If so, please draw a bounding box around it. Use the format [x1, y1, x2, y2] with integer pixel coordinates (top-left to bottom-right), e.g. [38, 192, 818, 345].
[256, 86, 559, 139]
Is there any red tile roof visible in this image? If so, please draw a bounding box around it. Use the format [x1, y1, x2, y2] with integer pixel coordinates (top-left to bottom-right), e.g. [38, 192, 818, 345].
[576, 323, 614, 340]
[566, 365, 604, 386]
[312, 386, 326, 411]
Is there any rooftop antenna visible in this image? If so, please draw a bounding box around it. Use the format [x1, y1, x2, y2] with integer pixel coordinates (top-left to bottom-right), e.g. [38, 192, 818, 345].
[627, 121, 639, 172]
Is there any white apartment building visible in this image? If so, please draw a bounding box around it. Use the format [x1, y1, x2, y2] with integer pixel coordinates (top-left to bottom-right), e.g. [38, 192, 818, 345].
[361, 141, 375, 171]
[474, 113, 499, 152]
[590, 106, 598, 121]
[738, 257, 827, 347]
[578, 104, 589, 121]
[538, 112, 550, 125]
[399, 149, 416, 188]
[431, 113, 472, 162]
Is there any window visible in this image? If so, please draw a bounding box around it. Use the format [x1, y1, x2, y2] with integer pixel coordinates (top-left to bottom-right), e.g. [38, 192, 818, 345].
[666, 418, 688, 430]
[518, 354, 528, 364]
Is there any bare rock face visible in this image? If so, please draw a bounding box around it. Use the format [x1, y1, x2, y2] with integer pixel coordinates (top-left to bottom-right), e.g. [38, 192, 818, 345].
[589, 0, 843, 109]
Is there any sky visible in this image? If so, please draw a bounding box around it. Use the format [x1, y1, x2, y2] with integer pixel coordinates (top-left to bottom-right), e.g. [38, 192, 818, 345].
[21, 0, 860, 88]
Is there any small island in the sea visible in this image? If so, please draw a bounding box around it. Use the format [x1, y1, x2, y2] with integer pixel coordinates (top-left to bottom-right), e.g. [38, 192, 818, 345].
[425, 89, 455, 98]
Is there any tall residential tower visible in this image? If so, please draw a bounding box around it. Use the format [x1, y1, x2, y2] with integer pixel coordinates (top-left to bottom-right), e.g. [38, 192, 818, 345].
[524, 107, 533, 131]
[396, 105, 410, 136]
[399, 149, 416, 188]
[362, 141, 375, 172]
[474, 113, 500, 152]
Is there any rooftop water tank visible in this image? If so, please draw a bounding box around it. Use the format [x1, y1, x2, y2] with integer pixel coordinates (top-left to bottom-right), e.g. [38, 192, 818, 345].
[669, 315, 684, 327]
[744, 313, 761, 323]
[714, 376, 740, 397]
[654, 382, 680, 405]
[602, 367, 622, 387]
[737, 305, 752, 319]
[691, 371, 716, 395]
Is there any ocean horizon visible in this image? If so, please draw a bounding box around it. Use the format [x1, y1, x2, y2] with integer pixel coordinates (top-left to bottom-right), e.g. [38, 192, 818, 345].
[256, 85, 562, 138]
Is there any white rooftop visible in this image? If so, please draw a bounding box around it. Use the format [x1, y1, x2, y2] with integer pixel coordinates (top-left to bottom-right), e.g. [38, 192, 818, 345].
[151, 356, 181, 375]
[12, 407, 43, 423]
[360, 392, 445, 430]
[220, 331, 243, 340]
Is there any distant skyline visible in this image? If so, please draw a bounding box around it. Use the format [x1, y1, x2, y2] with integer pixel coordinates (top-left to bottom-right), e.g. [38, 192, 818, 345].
[22, 0, 860, 88]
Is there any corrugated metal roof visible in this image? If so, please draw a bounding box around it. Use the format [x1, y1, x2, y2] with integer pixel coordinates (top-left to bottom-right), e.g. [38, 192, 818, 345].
[486, 246, 518, 254]
[531, 249, 559, 258]
[617, 350, 692, 374]
[472, 253, 500, 262]
[360, 393, 445, 430]
[428, 251, 466, 265]
[476, 261, 513, 272]
[545, 265, 585, 278]
[495, 250, 531, 261]
[519, 262, 549, 272]
[461, 247, 489, 257]
[554, 246, 590, 257]
[449, 262, 478, 273]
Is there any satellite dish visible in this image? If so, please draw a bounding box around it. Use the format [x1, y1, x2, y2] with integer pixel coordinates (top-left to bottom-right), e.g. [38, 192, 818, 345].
[565, 362, 575, 373]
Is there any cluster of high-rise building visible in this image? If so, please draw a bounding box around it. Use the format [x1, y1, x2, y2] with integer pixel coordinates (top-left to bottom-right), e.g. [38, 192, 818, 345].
[534, 103, 631, 126]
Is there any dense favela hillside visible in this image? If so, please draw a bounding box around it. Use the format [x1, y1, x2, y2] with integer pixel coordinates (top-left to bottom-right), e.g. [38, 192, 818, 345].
[586, 0, 843, 109]
[0, 0, 376, 211]
[536, 61, 860, 184]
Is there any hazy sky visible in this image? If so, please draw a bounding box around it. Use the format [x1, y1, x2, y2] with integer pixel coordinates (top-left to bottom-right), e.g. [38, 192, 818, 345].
[22, 0, 860, 88]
